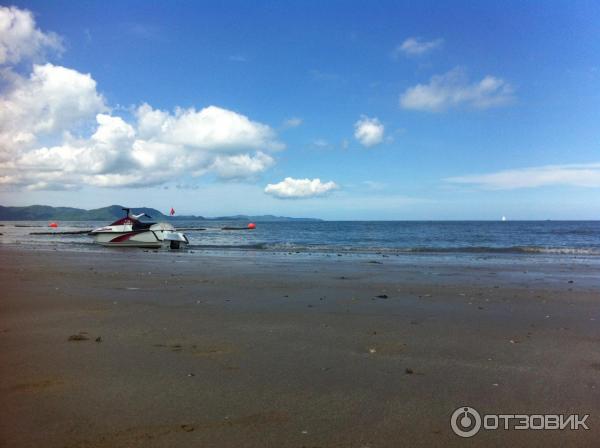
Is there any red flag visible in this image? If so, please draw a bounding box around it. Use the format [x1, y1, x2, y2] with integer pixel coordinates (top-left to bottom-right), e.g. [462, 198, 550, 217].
[170, 207, 175, 216]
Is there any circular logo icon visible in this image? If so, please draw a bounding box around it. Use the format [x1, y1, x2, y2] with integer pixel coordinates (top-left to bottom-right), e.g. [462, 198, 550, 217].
[451, 406, 482, 438]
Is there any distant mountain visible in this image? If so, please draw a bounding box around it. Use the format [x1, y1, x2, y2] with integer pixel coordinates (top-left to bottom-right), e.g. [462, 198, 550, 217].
[211, 214, 320, 222]
[0, 205, 169, 221]
[0, 205, 321, 222]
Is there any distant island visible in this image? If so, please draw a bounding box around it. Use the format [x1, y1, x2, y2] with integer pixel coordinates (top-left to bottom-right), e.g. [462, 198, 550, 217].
[0, 205, 322, 222]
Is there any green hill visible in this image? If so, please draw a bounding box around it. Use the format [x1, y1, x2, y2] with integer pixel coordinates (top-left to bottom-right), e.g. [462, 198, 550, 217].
[0, 205, 170, 221]
[0, 205, 320, 221]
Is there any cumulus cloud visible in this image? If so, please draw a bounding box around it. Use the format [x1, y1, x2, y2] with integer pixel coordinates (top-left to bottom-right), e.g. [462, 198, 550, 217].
[0, 63, 107, 152]
[0, 6, 63, 64]
[400, 68, 514, 112]
[354, 116, 384, 147]
[0, 6, 283, 190]
[445, 163, 600, 190]
[209, 152, 274, 180]
[135, 103, 283, 152]
[394, 37, 443, 57]
[1, 102, 284, 189]
[264, 177, 338, 199]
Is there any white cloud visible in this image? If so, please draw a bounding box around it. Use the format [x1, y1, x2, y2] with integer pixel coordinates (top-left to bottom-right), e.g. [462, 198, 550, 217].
[1, 103, 283, 189]
[0, 6, 63, 64]
[210, 152, 274, 179]
[265, 177, 338, 199]
[0, 63, 107, 152]
[394, 37, 443, 57]
[400, 68, 514, 112]
[354, 116, 384, 147]
[446, 163, 600, 190]
[282, 117, 303, 128]
[135, 103, 283, 152]
[0, 7, 284, 190]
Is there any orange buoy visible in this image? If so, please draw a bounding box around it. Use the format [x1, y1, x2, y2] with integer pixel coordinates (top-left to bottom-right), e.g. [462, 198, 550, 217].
[49, 222, 58, 228]
[247, 222, 256, 230]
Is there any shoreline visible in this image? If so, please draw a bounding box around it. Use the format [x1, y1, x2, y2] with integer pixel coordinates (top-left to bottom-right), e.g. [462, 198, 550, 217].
[3, 239, 600, 266]
[1, 246, 599, 447]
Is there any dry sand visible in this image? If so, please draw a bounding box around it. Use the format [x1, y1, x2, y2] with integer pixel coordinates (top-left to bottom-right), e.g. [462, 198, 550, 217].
[1, 247, 599, 447]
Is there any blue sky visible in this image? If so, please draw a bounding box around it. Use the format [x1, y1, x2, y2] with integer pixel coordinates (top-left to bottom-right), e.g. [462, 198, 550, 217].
[1, 1, 600, 219]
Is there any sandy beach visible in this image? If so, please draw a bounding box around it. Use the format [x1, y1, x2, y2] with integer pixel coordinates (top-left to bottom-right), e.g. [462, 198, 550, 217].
[1, 247, 599, 447]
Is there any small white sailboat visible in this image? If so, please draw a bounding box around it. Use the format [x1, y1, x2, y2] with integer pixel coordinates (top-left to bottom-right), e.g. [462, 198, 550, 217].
[501, 216, 507, 222]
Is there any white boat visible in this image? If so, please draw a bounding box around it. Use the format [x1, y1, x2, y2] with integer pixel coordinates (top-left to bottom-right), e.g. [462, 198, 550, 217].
[89, 208, 189, 249]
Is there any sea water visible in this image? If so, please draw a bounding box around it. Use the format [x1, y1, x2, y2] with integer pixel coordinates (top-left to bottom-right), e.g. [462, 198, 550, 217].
[1, 220, 599, 259]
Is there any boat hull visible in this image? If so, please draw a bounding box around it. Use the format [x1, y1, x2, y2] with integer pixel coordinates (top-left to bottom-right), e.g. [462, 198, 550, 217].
[92, 230, 165, 247]
[90, 222, 189, 248]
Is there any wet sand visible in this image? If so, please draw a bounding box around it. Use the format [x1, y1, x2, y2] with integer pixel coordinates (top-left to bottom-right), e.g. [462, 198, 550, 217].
[1, 247, 599, 447]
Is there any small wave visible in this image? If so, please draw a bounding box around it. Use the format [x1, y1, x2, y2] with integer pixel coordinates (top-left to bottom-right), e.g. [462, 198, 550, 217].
[265, 244, 600, 255]
[548, 229, 599, 236]
[401, 246, 600, 255]
[187, 243, 268, 250]
[187, 243, 600, 256]
[514, 246, 600, 255]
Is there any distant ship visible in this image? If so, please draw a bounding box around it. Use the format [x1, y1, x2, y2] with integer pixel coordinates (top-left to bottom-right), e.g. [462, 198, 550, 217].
[501, 216, 507, 222]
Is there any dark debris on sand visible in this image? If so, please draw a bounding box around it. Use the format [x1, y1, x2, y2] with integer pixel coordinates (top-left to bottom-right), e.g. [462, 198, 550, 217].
[68, 334, 89, 342]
